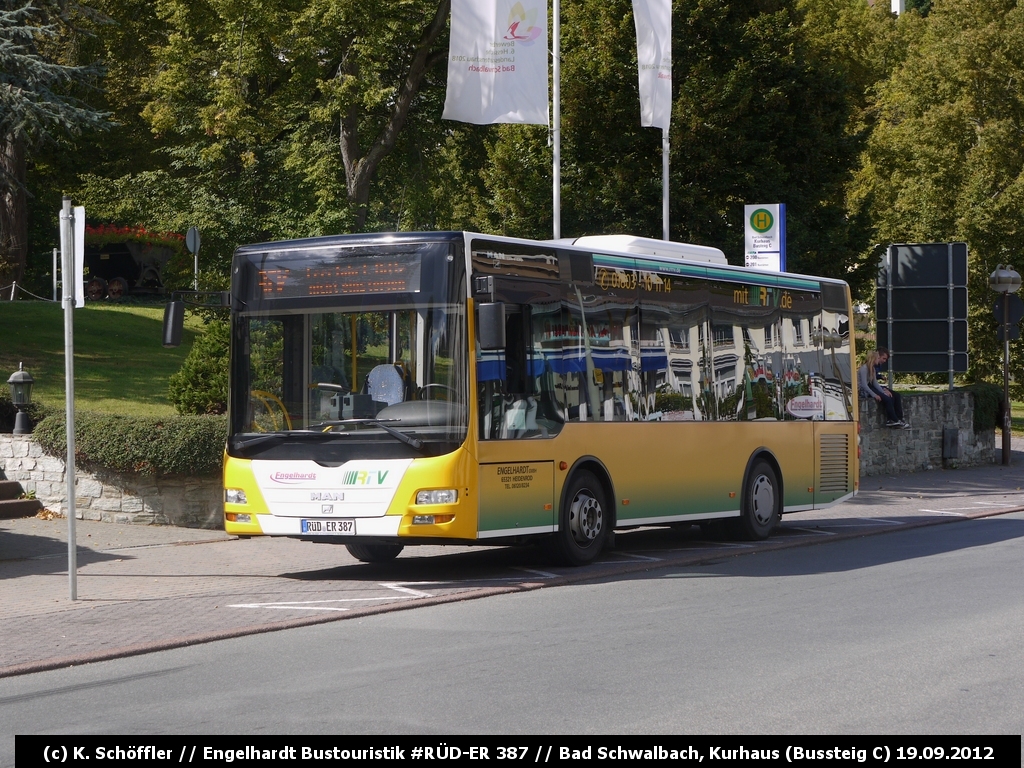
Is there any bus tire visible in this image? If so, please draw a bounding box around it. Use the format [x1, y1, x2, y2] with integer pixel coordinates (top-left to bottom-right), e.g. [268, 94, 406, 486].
[734, 459, 780, 541]
[345, 542, 404, 563]
[551, 470, 608, 566]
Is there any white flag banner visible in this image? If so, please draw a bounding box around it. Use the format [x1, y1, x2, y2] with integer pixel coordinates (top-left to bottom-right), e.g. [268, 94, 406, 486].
[442, 0, 549, 125]
[632, 0, 672, 130]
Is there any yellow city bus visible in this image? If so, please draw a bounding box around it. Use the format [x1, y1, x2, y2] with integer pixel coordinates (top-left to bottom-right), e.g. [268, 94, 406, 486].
[193, 231, 858, 565]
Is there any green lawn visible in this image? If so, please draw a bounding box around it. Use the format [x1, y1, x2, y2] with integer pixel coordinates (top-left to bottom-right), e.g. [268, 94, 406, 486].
[1012, 401, 1024, 437]
[0, 301, 202, 416]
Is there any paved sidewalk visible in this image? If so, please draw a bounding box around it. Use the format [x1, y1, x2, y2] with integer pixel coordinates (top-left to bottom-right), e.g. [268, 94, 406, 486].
[3, 442, 1023, 678]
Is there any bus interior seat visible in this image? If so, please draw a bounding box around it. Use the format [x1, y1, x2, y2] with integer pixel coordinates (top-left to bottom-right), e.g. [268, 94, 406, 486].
[366, 364, 406, 406]
[499, 396, 538, 439]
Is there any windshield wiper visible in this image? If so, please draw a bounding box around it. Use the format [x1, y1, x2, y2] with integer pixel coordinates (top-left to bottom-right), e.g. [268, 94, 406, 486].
[231, 430, 349, 451]
[313, 419, 424, 450]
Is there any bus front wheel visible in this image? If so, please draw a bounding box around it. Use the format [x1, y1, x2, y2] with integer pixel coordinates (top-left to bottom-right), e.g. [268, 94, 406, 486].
[345, 542, 404, 563]
[734, 459, 780, 541]
[551, 470, 608, 566]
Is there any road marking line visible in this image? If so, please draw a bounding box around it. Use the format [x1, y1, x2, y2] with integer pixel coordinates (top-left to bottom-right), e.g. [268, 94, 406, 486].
[228, 595, 420, 610]
[919, 509, 967, 516]
[511, 567, 558, 578]
[379, 582, 434, 598]
[609, 552, 662, 562]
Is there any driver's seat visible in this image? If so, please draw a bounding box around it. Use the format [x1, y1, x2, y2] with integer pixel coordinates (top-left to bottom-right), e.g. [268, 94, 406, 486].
[366, 364, 406, 406]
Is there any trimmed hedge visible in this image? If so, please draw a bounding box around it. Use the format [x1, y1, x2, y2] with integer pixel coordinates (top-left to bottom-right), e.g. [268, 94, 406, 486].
[964, 382, 1004, 432]
[34, 412, 226, 477]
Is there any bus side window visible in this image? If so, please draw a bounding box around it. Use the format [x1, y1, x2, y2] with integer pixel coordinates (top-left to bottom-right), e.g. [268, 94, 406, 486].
[504, 310, 534, 396]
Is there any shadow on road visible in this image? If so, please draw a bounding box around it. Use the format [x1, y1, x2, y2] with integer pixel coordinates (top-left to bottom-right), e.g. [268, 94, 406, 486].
[0, 529, 129, 577]
[639, 514, 1024, 580]
[277, 513, 1024, 588]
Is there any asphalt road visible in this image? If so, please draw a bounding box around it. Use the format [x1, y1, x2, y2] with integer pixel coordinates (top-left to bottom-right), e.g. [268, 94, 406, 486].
[2, 511, 1022, 755]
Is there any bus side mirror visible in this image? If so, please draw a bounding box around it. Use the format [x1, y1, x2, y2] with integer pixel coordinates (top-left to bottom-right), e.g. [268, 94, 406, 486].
[163, 300, 184, 348]
[477, 302, 506, 350]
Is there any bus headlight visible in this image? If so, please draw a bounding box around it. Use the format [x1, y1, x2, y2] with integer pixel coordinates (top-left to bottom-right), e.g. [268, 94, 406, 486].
[225, 488, 248, 504]
[415, 489, 457, 505]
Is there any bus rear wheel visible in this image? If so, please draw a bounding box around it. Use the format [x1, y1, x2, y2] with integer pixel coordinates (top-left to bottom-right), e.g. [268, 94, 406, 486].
[734, 459, 780, 541]
[551, 470, 608, 566]
[345, 542, 404, 563]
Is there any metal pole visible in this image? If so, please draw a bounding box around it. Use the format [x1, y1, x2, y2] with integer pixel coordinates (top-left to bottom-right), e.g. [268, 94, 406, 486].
[552, 0, 560, 240]
[1003, 297, 1011, 466]
[662, 128, 670, 241]
[948, 243, 954, 392]
[886, 246, 894, 386]
[60, 198, 78, 600]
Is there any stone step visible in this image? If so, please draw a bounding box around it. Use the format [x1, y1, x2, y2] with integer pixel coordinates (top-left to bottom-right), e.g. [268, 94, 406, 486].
[0, 497, 43, 520]
[0, 480, 27, 501]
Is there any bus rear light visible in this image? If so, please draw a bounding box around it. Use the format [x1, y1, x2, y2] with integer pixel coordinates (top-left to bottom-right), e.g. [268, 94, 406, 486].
[225, 488, 248, 504]
[416, 489, 458, 505]
[413, 514, 455, 525]
[225, 513, 251, 524]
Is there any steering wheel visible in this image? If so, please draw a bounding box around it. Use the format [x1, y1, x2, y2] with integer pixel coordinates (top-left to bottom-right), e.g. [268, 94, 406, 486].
[419, 383, 456, 401]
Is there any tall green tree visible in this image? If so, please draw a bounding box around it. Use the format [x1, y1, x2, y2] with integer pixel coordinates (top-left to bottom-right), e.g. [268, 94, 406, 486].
[465, 0, 876, 287]
[853, 0, 1024, 391]
[0, 0, 107, 288]
[74, 0, 452, 280]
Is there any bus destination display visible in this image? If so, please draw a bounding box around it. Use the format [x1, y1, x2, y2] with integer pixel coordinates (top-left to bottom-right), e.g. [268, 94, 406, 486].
[255, 252, 422, 298]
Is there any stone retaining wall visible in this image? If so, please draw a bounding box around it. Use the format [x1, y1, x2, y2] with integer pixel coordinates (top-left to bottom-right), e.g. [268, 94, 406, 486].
[0, 434, 221, 528]
[858, 390, 995, 476]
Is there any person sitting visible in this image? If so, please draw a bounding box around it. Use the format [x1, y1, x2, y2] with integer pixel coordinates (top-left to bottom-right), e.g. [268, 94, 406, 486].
[858, 348, 909, 428]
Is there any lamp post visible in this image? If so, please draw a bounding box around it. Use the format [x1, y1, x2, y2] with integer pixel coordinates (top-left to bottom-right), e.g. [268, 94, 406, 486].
[989, 264, 1022, 465]
[7, 363, 35, 435]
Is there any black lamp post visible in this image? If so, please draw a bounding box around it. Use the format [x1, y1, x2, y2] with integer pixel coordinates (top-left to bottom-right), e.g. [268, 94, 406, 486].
[7, 362, 34, 435]
[989, 264, 1021, 465]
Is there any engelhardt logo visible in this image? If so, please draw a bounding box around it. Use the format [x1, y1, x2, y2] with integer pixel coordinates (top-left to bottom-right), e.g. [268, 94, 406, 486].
[269, 471, 317, 484]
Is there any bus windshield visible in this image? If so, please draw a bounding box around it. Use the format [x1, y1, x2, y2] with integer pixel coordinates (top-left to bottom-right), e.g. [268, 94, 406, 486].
[228, 239, 468, 460]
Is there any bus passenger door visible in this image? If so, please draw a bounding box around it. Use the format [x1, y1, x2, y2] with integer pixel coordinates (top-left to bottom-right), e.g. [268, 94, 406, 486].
[477, 461, 555, 539]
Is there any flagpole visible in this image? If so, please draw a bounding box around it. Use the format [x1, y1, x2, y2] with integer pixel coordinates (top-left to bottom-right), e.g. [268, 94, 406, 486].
[662, 127, 669, 240]
[552, 0, 561, 240]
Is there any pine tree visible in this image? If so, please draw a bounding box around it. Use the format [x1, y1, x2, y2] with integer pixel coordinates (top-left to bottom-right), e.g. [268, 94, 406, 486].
[0, 0, 107, 288]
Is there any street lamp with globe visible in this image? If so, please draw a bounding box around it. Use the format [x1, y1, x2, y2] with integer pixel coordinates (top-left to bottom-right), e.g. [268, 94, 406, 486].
[7, 363, 35, 436]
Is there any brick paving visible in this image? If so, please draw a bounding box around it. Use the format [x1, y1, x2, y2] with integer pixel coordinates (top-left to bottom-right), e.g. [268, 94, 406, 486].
[2, 441, 1023, 678]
